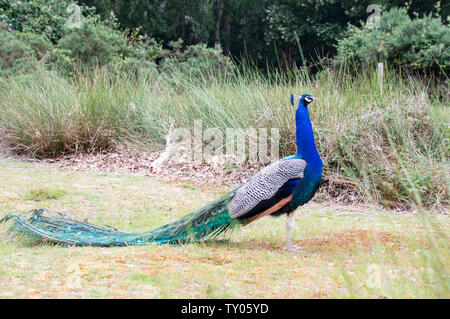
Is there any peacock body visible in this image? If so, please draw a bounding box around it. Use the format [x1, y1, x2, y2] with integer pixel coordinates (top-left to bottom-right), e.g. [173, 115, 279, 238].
[1, 94, 322, 248]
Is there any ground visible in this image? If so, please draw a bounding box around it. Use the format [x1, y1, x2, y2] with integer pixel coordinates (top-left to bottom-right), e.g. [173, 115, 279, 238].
[0, 156, 448, 298]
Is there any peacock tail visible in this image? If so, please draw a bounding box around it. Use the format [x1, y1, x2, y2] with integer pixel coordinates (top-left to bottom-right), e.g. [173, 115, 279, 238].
[0, 193, 243, 247]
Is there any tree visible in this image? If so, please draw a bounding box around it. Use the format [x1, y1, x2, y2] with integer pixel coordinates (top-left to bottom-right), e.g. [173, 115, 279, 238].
[0, 0, 94, 42]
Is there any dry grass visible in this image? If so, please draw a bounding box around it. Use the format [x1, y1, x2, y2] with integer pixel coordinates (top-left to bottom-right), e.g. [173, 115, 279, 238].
[0, 157, 448, 298]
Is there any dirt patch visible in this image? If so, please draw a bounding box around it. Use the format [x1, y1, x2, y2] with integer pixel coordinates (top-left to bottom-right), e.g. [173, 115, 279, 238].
[232, 229, 403, 252]
[35, 149, 263, 188]
[297, 229, 402, 251]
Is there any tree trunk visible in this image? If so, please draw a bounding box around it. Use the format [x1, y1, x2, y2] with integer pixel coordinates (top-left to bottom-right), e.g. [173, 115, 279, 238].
[215, 0, 225, 44]
[280, 47, 293, 71]
[223, 12, 231, 55]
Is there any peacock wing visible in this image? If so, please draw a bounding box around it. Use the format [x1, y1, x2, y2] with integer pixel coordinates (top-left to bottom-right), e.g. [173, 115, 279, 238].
[228, 158, 306, 219]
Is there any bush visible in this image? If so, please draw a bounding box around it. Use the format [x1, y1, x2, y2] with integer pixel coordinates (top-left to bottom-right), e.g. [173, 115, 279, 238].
[335, 8, 450, 74]
[112, 57, 158, 80]
[0, 25, 161, 77]
[0, 30, 53, 75]
[111, 32, 163, 79]
[54, 18, 165, 76]
[328, 99, 448, 208]
[56, 18, 129, 71]
[159, 39, 235, 81]
[0, 1, 163, 76]
[0, 0, 94, 43]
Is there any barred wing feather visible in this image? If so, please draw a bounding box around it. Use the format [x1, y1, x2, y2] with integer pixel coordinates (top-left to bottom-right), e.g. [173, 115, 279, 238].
[228, 158, 306, 219]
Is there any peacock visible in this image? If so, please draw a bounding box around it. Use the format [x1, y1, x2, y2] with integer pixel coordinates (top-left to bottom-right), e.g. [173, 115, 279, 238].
[0, 94, 322, 251]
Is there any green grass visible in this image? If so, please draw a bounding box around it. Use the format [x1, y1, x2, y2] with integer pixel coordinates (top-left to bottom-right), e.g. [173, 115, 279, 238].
[0, 158, 448, 298]
[24, 187, 67, 201]
[0, 67, 447, 210]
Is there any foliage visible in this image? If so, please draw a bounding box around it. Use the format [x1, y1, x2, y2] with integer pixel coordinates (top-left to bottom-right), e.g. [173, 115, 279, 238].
[159, 39, 235, 80]
[2, 0, 449, 70]
[0, 69, 157, 157]
[112, 57, 158, 80]
[0, 30, 53, 75]
[126, 31, 165, 62]
[80, 0, 449, 69]
[0, 0, 94, 42]
[165, 0, 215, 44]
[56, 17, 129, 70]
[263, 0, 382, 64]
[335, 8, 450, 74]
[82, 0, 215, 44]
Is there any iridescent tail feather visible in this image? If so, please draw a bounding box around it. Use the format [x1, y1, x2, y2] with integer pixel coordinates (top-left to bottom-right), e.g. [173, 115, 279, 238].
[0, 194, 242, 246]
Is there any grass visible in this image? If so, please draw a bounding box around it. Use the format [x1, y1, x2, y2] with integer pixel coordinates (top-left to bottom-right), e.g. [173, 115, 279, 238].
[0, 157, 448, 298]
[0, 67, 447, 210]
[24, 187, 67, 201]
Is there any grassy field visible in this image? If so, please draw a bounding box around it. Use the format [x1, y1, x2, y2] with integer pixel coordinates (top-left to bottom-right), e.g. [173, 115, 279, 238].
[0, 157, 448, 298]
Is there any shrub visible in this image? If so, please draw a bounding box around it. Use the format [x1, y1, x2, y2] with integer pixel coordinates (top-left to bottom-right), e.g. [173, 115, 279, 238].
[0, 0, 94, 43]
[0, 30, 53, 75]
[159, 39, 235, 81]
[125, 30, 165, 62]
[327, 99, 448, 209]
[112, 32, 163, 79]
[55, 18, 164, 76]
[112, 57, 158, 80]
[56, 18, 129, 71]
[335, 8, 450, 74]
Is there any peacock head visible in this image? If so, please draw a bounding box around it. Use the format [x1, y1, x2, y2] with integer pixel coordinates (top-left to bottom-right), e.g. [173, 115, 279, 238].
[290, 94, 317, 107]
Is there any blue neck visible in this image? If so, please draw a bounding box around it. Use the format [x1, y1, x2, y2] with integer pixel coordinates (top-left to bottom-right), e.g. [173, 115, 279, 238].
[295, 102, 323, 173]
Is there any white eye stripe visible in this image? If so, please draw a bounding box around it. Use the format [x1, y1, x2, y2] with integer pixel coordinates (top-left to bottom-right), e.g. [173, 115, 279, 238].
[305, 97, 312, 102]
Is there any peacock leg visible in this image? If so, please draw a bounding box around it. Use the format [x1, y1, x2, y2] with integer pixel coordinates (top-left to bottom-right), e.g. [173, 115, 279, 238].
[284, 212, 301, 252]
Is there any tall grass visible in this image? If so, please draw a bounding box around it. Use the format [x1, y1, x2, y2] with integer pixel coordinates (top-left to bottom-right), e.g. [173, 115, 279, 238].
[0, 70, 158, 156]
[0, 67, 448, 209]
